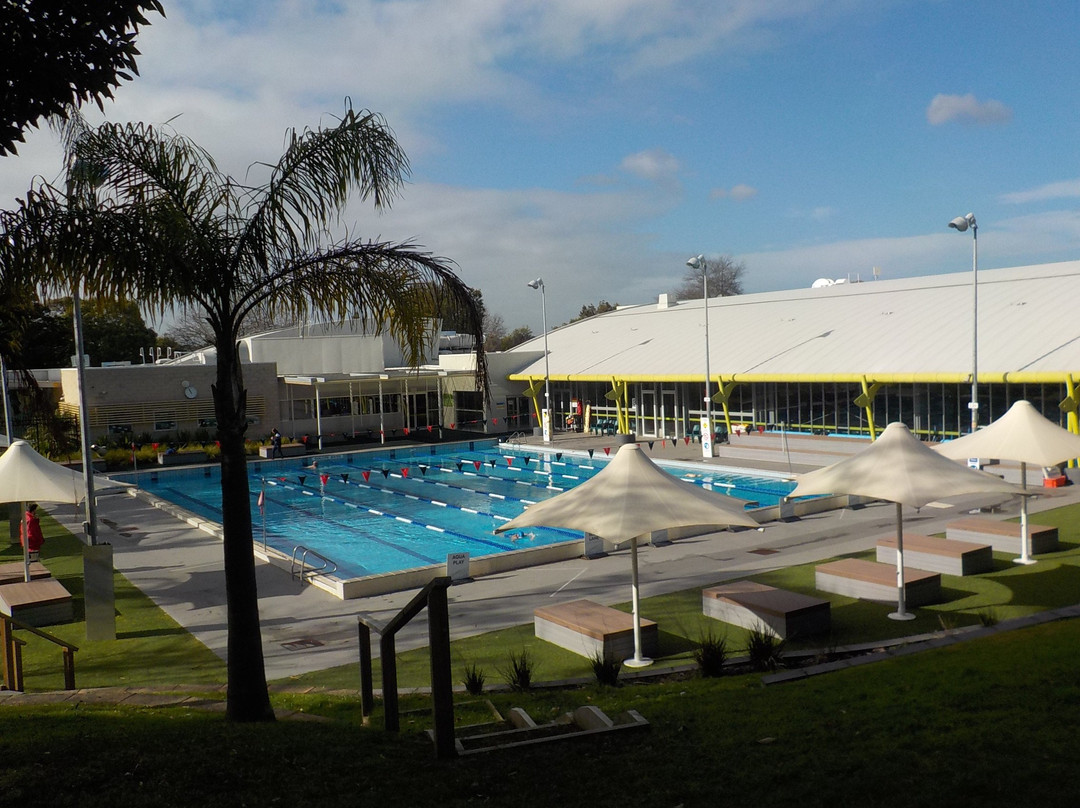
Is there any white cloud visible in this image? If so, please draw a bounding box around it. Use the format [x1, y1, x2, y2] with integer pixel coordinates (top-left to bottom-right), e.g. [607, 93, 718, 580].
[1000, 178, 1080, 205]
[619, 148, 681, 184]
[711, 183, 758, 201]
[926, 93, 1012, 126]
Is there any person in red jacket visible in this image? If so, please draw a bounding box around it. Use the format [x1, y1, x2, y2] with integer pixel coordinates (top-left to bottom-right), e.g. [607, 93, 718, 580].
[20, 503, 45, 561]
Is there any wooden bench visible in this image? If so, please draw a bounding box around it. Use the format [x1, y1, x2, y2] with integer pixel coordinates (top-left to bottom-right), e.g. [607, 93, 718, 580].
[0, 561, 52, 586]
[534, 599, 657, 660]
[815, 558, 941, 607]
[875, 534, 993, 576]
[702, 582, 831, 639]
[258, 442, 307, 458]
[0, 578, 74, 627]
[945, 517, 1059, 555]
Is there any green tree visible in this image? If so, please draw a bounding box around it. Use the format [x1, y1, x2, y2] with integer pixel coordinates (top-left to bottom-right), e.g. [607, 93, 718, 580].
[500, 326, 534, 350]
[7, 106, 487, 721]
[569, 299, 618, 323]
[0, 1, 164, 155]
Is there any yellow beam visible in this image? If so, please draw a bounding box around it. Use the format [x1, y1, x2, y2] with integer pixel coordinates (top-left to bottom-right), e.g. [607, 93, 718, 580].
[853, 378, 884, 440]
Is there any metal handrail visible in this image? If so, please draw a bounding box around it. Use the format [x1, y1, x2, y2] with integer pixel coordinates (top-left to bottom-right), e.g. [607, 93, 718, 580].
[289, 545, 338, 582]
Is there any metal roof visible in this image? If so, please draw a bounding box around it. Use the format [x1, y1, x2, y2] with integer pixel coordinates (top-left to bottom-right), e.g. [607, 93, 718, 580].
[507, 260, 1080, 384]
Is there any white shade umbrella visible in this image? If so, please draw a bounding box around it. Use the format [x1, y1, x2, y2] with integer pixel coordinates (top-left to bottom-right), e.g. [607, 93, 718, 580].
[495, 443, 759, 666]
[935, 400, 1080, 563]
[791, 422, 1020, 619]
[0, 439, 87, 582]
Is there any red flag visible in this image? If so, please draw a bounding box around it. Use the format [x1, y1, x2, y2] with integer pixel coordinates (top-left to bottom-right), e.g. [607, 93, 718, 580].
[320, 474, 329, 486]
[401, 468, 409, 478]
[362, 471, 371, 482]
[427, 425, 433, 432]
[404, 427, 410, 435]
[450, 423, 456, 429]
[506, 458, 513, 467]
[684, 437, 691, 446]
[473, 460, 481, 471]
[604, 447, 611, 455]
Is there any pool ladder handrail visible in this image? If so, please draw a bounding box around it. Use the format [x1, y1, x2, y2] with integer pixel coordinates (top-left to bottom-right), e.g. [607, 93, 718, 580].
[507, 431, 527, 445]
[290, 545, 338, 583]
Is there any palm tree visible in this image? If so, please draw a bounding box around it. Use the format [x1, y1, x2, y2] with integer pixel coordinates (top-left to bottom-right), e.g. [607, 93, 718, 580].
[6, 106, 487, 721]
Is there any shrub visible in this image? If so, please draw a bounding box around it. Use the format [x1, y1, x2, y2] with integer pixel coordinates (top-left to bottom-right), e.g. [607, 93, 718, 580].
[977, 607, 999, 627]
[745, 624, 786, 672]
[694, 629, 729, 677]
[590, 652, 622, 686]
[499, 649, 535, 691]
[462, 663, 485, 696]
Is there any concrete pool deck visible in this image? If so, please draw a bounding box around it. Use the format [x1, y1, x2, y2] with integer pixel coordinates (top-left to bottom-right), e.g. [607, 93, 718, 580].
[45, 429, 1080, 682]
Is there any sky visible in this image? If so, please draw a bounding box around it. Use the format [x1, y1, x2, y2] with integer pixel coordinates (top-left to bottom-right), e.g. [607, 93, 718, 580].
[3, 0, 1079, 333]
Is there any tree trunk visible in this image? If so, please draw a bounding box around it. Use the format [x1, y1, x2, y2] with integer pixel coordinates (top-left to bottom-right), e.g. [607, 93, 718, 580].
[215, 335, 275, 722]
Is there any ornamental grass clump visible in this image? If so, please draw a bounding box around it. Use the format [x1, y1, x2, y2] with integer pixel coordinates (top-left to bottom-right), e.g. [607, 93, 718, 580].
[745, 624, 786, 672]
[500, 649, 535, 692]
[462, 662, 486, 696]
[694, 629, 729, 678]
[590, 652, 622, 687]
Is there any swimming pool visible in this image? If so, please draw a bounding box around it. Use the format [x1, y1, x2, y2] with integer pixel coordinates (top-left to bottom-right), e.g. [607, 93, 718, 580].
[118, 440, 795, 583]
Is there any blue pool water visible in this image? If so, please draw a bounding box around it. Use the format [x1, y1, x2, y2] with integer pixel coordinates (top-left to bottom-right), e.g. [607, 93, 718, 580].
[118, 441, 795, 580]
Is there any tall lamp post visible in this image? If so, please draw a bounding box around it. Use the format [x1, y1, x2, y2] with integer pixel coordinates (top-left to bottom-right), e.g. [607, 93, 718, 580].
[948, 213, 978, 435]
[527, 278, 552, 443]
[686, 255, 713, 458]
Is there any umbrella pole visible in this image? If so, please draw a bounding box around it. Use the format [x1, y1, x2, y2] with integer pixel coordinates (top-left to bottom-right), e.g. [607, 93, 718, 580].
[21, 503, 30, 583]
[1014, 462, 1036, 565]
[888, 502, 915, 621]
[624, 537, 653, 668]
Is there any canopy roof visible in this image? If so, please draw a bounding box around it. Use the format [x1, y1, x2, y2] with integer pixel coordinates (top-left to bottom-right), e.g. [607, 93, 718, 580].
[0, 439, 86, 505]
[935, 400, 1080, 467]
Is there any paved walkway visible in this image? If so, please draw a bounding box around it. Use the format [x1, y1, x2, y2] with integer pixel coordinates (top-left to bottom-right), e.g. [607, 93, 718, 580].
[34, 430, 1080, 684]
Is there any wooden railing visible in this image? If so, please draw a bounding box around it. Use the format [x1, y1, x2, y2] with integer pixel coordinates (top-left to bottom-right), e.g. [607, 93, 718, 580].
[1, 614, 78, 692]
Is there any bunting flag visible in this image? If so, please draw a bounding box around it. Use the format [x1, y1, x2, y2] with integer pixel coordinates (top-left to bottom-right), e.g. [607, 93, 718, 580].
[588, 449, 595, 459]
[506, 458, 513, 467]
[427, 425, 433, 432]
[450, 423, 456, 429]
[473, 460, 481, 471]
[523, 456, 531, 465]
[456, 462, 463, 472]
[555, 453, 562, 461]
[404, 427, 410, 436]
[320, 474, 329, 486]
[684, 437, 691, 446]
[298, 476, 306, 486]
[489, 459, 497, 468]
[278, 477, 286, 482]
[362, 471, 371, 482]
[341, 473, 349, 483]
[381, 469, 390, 478]
[401, 468, 409, 478]
[257, 490, 264, 508]
[152, 442, 159, 450]
[419, 465, 428, 476]
[648, 441, 655, 450]
[603, 447, 611, 456]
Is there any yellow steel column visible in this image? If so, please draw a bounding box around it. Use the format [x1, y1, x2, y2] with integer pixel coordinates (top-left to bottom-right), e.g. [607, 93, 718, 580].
[854, 378, 883, 440]
[1061, 375, 1080, 466]
[712, 380, 738, 436]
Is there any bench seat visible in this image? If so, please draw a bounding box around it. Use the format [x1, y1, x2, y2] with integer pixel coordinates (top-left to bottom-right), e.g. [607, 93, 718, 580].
[945, 517, 1059, 555]
[815, 558, 941, 607]
[0, 578, 74, 627]
[258, 442, 308, 458]
[534, 599, 656, 660]
[875, 534, 993, 576]
[702, 582, 830, 638]
[0, 561, 52, 586]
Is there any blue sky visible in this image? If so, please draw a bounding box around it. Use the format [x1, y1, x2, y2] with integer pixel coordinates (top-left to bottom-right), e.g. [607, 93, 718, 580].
[3, 0, 1079, 331]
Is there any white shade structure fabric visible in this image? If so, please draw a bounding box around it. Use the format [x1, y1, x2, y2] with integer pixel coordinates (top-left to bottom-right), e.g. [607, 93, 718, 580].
[790, 422, 1020, 619]
[935, 400, 1080, 563]
[0, 439, 87, 582]
[495, 443, 759, 665]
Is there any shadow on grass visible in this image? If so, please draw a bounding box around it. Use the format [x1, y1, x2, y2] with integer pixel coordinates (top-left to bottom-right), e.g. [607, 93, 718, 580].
[992, 562, 1080, 609]
[656, 629, 697, 657]
[118, 627, 190, 640]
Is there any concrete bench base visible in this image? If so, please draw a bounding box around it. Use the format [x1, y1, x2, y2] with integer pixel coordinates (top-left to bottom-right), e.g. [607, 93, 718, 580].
[875, 534, 993, 576]
[0, 578, 74, 627]
[0, 561, 51, 586]
[815, 558, 941, 607]
[157, 451, 208, 466]
[945, 517, 1059, 555]
[534, 599, 656, 660]
[259, 443, 307, 458]
[702, 582, 831, 639]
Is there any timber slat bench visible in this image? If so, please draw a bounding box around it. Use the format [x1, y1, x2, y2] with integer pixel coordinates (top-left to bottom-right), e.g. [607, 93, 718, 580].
[0, 561, 51, 586]
[258, 442, 307, 459]
[702, 581, 831, 639]
[875, 534, 993, 576]
[534, 599, 657, 660]
[945, 517, 1059, 555]
[815, 558, 941, 607]
[0, 578, 74, 627]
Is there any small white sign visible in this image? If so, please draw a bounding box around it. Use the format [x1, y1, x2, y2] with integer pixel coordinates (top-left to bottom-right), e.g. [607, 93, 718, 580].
[701, 414, 714, 458]
[446, 551, 470, 582]
[967, 458, 981, 470]
[541, 408, 551, 443]
[583, 532, 605, 558]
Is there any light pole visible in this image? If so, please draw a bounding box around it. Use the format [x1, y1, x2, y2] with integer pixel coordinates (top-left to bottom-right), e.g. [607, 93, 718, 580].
[949, 213, 978, 435]
[686, 255, 713, 458]
[527, 278, 552, 443]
